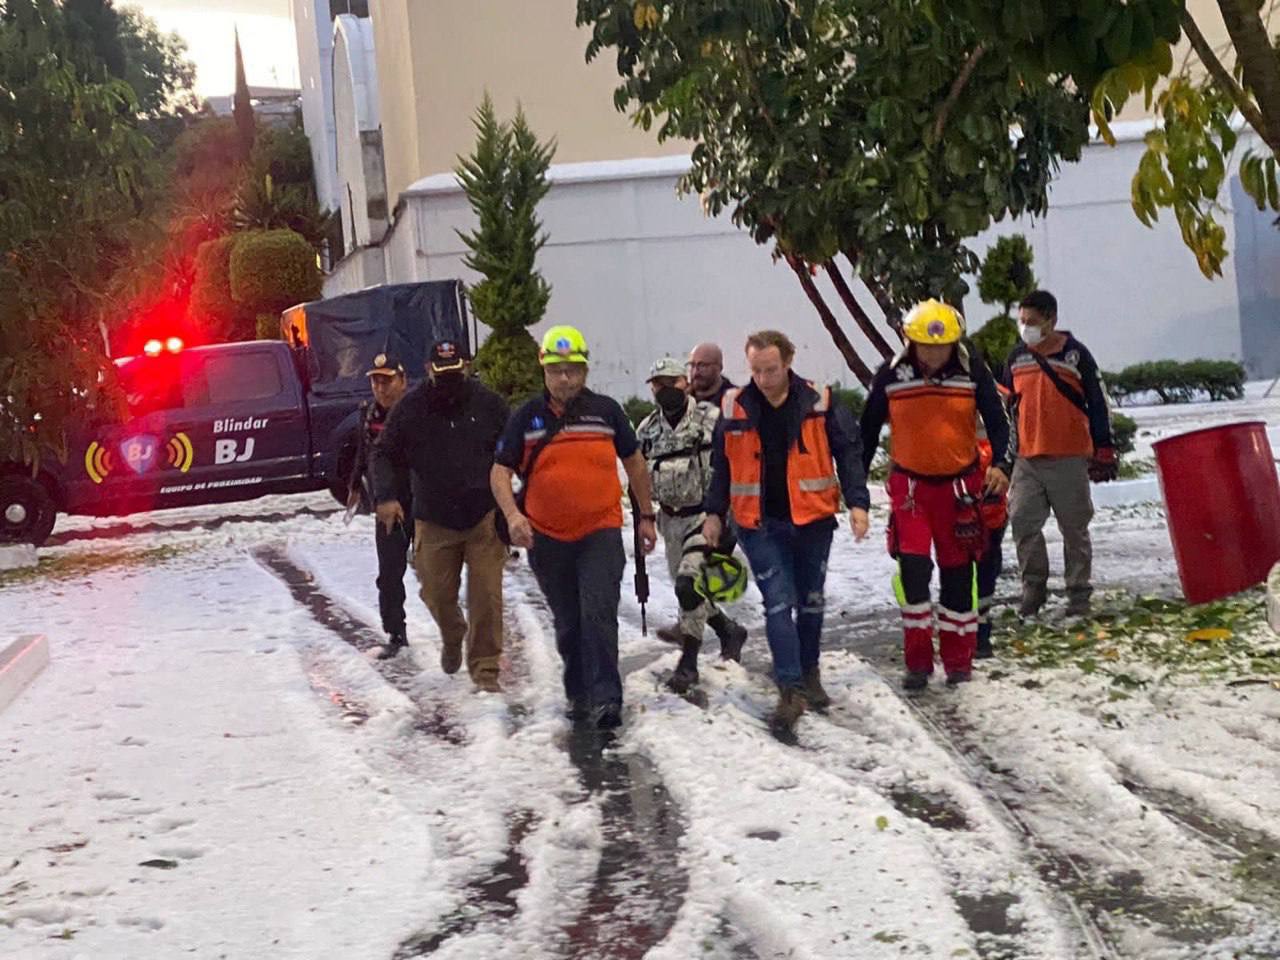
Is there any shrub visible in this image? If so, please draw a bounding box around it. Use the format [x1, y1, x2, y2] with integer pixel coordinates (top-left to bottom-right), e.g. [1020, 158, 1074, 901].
[1104, 359, 1246, 405]
[190, 235, 251, 340]
[228, 228, 321, 317]
[830, 382, 866, 419]
[255, 314, 281, 341]
[1112, 412, 1137, 456]
[977, 235, 1037, 317]
[623, 395, 657, 426]
[474, 330, 544, 406]
[970, 314, 1019, 375]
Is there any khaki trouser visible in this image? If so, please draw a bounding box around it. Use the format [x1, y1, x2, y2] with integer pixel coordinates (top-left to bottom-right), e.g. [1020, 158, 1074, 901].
[1008, 456, 1094, 604]
[413, 511, 507, 676]
[658, 510, 712, 641]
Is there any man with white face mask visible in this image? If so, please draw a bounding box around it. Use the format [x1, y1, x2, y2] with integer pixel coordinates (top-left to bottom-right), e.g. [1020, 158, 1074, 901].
[1001, 290, 1115, 620]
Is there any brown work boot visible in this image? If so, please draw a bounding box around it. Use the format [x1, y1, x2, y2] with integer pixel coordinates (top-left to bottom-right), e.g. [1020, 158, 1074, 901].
[656, 622, 683, 646]
[768, 686, 807, 733]
[473, 670, 502, 694]
[801, 666, 831, 711]
[440, 643, 463, 676]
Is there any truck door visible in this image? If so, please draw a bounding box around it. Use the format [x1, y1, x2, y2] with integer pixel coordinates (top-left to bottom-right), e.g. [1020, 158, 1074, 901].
[168, 346, 311, 499]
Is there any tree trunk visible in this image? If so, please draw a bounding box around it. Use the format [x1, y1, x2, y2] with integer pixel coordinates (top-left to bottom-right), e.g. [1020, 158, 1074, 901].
[860, 272, 904, 334]
[823, 261, 896, 361]
[786, 255, 874, 386]
[1215, 0, 1280, 154]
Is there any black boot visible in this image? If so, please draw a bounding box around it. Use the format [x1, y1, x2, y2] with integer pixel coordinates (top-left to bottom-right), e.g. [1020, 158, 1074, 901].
[709, 612, 747, 662]
[667, 637, 701, 694]
[902, 670, 931, 691]
[374, 632, 407, 660]
[801, 665, 831, 711]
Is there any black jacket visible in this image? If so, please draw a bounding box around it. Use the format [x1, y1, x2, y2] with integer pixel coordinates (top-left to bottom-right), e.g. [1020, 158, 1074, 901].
[704, 371, 871, 520]
[371, 378, 510, 531]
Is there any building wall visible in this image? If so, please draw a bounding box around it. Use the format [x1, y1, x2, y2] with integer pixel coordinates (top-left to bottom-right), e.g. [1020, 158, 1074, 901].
[368, 0, 420, 212]
[371, 0, 686, 203]
[325, 130, 1269, 400]
[291, 0, 340, 211]
[332, 15, 385, 252]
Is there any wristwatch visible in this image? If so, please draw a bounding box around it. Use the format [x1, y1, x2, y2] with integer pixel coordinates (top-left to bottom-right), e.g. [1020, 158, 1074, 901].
[639, 511, 657, 522]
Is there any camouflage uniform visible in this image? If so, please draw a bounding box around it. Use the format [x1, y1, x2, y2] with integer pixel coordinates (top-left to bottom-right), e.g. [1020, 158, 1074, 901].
[637, 396, 721, 641]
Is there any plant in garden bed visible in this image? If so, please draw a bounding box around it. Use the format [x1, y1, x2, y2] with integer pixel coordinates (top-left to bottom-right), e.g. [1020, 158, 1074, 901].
[997, 588, 1278, 688]
[455, 95, 556, 405]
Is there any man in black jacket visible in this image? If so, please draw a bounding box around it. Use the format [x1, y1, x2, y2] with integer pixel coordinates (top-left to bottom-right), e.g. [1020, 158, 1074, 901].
[371, 340, 511, 691]
[349, 353, 410, 659]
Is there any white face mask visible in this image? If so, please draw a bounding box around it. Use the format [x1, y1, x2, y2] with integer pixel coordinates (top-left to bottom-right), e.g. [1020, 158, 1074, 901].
[1019, 323, 1045, 346]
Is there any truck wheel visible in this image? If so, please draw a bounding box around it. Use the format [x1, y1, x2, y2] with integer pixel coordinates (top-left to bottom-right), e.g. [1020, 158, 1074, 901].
[0, 475, 56, 546]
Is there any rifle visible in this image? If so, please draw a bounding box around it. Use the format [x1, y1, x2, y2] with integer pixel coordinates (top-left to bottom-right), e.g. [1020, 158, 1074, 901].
[629, 490, 649, 635]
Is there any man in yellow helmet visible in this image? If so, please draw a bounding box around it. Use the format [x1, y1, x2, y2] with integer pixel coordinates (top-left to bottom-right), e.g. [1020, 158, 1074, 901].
[490, 325, 658, 729]
[859, 300, 1011, 690]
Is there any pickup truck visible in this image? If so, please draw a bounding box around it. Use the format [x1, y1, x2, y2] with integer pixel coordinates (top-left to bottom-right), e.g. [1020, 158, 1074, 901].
[0, 280, 470, 545]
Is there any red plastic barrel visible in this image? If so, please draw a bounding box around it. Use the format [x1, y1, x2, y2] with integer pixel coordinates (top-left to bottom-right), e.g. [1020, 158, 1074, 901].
[1154, 421, 1280, 605]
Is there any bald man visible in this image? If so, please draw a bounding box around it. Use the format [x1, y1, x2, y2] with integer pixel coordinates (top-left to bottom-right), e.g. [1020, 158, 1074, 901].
[688, 342, 736, 407]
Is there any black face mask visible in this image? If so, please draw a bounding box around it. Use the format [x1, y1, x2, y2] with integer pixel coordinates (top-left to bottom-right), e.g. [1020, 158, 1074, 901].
[428, 373, 465, 406]
[655, 385, 686, 416]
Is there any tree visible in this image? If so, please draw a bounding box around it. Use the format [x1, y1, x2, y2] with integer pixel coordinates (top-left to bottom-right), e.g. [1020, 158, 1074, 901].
[976, 235, 1038, 320]
[455, 95, 557, 403]
[0, 0, 155, 466]
[229, 229, 322, 328]
[233, 28, 255, 161]
[577, 1, 1180, 384]
[1094, 1, 1280, 277]
[971, 235, 1037, 371]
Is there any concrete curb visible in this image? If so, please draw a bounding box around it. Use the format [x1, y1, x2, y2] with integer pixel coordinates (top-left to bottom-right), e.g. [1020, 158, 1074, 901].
[0, 544, 37, 571]
[0, 635, 49, 713]
[1268, 564, 1280, 635]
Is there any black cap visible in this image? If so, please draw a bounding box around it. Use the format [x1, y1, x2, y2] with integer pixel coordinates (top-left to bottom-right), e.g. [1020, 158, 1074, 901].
[366, 352, 405, 377]
[428, 339, 469, 374]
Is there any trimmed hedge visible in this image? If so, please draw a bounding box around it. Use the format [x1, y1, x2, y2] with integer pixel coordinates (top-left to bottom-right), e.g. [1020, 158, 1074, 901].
[1112, 412, 1137, 456]
[1105, 359, 1246, 405]
[228, 228, 322, 316]
[623, 395, 657, 426]
[474, 330, 544, 406]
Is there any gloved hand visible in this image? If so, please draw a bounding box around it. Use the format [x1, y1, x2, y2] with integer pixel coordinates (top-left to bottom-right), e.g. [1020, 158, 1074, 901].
[1089, 446, 1118, 483]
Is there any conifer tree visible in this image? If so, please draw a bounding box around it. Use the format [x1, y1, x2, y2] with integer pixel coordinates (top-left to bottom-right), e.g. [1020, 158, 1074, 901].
[455, 95, 556, 404]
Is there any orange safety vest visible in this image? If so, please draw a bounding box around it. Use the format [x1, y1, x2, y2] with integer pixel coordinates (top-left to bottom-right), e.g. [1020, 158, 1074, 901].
[885, 361, 980, 478]
[721, 384, 841, 528]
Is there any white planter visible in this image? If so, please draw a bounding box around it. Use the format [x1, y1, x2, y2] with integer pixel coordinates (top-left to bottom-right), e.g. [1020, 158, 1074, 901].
[0, 544, 37, 571]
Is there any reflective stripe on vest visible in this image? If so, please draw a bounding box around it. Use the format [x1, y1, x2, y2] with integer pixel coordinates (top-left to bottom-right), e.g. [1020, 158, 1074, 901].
[887, 375, 979, 477]
[722, 384, 840, 528]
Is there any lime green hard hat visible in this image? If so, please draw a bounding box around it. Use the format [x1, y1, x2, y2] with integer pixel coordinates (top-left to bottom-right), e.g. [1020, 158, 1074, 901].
[539, 325, 590, 365]
[695, 552, 749, 604]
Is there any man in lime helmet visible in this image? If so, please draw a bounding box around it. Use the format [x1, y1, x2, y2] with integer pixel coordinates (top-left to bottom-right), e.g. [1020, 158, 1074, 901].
[859, 300, 1011, 690]
[491, 325, 658, 729]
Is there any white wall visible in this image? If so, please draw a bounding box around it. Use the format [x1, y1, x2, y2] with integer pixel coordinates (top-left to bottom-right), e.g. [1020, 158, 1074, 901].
[326, 136, 1259, 399]
[332, 14, 382, 252]
[291, 0, 340, 212]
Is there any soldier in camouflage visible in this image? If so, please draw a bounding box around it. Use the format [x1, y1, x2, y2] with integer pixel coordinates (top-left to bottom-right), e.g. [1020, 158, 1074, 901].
[637, 357, 749, 694]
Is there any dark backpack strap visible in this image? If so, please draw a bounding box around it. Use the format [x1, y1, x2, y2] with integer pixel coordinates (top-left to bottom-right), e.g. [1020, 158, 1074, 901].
[1027, 350, 1089, 415]
[515, 415, 569, 510]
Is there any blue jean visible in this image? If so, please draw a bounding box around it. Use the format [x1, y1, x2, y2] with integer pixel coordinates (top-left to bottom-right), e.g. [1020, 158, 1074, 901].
[528, 527, 625, 707]
[735, 518, 834, 688]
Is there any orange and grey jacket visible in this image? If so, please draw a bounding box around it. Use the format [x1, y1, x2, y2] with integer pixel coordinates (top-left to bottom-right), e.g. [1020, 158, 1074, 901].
[860, 345, 1010, 478]
[1001, 333, 1111, 459]
[704, 373, 870, 527]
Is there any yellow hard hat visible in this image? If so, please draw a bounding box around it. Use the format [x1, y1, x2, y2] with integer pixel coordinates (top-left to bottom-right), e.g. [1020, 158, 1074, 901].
[539, 325, 590, 365]
[903, 300, 964, 345]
